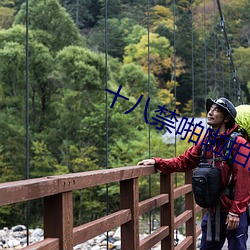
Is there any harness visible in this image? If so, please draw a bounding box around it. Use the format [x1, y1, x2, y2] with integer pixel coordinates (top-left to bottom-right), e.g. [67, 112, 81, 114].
[200, 131, 242, 242]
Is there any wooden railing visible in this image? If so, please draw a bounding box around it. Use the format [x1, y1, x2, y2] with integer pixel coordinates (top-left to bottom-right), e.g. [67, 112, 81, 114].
[0, 165, 203, 250]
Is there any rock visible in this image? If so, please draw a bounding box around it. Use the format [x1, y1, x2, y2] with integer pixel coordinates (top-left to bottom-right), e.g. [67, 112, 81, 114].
[11, 226, 26, 232]
[108, 236, 116, 243]
[73, 243, 87, 249]
[95, 234, 106, 243]
[91, 245, 101, 250]
[12, 231, 25, 238]
[14, 245, 23, 249]
[107, 231, 114, 237]
[7, 239, 20, 247]
[113, 227, 120, 240]
[0, 224, 187, 249]
[113, 240, 121, 249]
[0, 230, 7, 238]
[87, 238, 94, 245]
[100, 240, 108, 246]
[20, 237, 27, 245]
[30, 228, 43, 238]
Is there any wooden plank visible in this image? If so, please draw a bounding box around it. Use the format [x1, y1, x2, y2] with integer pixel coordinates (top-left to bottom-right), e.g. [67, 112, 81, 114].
[161, 173, 174, 250]
[120, 178, 140, 250]
[22, 238, 59, 250]
[195, 204, 203, 213]
[185, 171, 196, 250]
[174, 210, 192, 229]
[73, 209, 131, 245]
[44, 192, 73, 250]
[58, 165, 156, 192]
[175, 236, 193, 250]
[174, 184, 192, 199]
[0, 165, 156, 206]
[139, 194, 169, 216]
[196, 226, 202, 237]
[0, 177, 59, 206]
[140, 226, 169, 250]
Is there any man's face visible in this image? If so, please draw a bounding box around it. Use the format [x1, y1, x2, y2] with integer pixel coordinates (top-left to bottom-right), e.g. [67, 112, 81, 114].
[207, 104, 226, 129]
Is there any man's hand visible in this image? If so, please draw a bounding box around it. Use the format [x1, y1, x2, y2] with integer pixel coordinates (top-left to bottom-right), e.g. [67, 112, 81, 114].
[137, 159, 155, 166]
[226, 213, 240, 230]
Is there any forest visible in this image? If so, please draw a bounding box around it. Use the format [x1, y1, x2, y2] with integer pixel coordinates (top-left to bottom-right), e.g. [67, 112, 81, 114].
[0, 0, 249, 228]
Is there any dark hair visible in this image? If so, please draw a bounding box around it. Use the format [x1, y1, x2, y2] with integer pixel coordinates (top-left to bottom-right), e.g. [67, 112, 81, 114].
[226, 117, 235, 128]
[239, 128, 250, 142]
[222, 109, 235, 128]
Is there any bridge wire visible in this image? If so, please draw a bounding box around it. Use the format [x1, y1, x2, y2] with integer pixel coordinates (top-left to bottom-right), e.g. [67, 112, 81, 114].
[173, 0, 177, 181]
[218, 22, 225, 97]
[25, 0, 30, 245]
[191, 0, 195, 117]
[105, 0, 109, 248]
[215, 0, 242, 104]
[203, 0, 207, 99]
[228, 64, 231, 100]
[147, 0, 152, 234]
[172, 0, 179, 245]
[213, 0, 217, 97]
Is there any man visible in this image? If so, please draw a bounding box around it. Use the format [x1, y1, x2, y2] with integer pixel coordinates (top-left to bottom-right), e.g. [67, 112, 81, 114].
[138, 97, 250, 250]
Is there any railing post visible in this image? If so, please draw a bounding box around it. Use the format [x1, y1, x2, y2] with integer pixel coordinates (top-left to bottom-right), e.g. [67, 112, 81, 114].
[185, 171, 196, 250]
[160, 173, 174, 250]
[44, 192, 73, 250]
[120, 178, 139, 250]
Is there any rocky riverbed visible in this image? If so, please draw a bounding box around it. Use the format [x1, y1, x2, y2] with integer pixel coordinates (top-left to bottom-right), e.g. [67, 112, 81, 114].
[0, 225, 188, 249]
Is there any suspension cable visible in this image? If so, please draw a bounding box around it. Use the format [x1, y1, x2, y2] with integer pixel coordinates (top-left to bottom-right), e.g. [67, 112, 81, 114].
[191, 0, 195, 117]
[218, 24, 225, 96]
[105, 0, 109, 248]
[213, 0, 217, 96]
[216, 0, 242, 104]
[147, 0, 152, 234]
[25, 0, 30, 245]
[172, 0, 179, 245]
[173, 0, 177, 163]
[204, 0, 207, 98]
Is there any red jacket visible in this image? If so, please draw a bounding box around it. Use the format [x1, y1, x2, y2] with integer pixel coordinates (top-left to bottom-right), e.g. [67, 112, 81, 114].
[154, 124, 250, 216]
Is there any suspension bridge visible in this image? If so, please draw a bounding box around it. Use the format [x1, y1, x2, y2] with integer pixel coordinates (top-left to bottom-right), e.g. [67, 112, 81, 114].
[0, 165, 203, 250]
[0, 0, 248, 249]
[1, 164, 250, 249]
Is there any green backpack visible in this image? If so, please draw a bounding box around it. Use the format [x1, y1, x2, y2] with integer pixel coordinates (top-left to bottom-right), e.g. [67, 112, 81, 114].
[235, 105, 250, 141]
[236, 104, 250, 224]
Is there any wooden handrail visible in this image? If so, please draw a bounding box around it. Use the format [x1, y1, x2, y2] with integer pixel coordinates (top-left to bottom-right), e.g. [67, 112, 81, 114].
[0, 165, 203, 250]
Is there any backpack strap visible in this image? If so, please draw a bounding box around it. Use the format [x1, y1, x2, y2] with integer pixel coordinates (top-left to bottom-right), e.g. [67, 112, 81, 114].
[223, 132, 242, 199]
[201, 132, 242, 242]
[223, 131, 242, 169]
[200, 144, 207, 162]
[201, 131, 242, 168]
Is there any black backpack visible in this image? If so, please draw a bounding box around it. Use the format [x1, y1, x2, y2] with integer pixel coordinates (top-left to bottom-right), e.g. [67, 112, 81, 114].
[192, 132, 241, 208]
[192, 162, 221, 208]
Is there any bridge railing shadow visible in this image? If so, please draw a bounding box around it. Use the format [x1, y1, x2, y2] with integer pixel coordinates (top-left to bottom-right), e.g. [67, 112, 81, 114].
[0, 165, 204, 250]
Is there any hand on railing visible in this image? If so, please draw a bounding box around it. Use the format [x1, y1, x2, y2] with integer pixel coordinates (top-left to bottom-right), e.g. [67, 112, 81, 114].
[137, 159, 155, 166]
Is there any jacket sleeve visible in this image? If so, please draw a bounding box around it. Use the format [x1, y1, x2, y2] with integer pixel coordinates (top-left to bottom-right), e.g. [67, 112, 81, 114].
[153, 143, 202, 174]
[229, 137, 250, 215]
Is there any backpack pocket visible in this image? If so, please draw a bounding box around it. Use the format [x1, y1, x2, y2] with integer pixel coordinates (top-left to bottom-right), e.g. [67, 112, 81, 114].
[192, 163, 221, 208]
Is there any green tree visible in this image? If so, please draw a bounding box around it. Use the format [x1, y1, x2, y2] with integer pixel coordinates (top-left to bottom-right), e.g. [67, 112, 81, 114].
[61, 0, 101, 28]
[0, 6, 15, 29]
[234, 46, 250, 102]
[30, 141, 57, 177]
[0, 25, 56, 132]
[86, 17, 138, 60]
[14, 0, 84, 52]
[124, 32, 185, 96]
